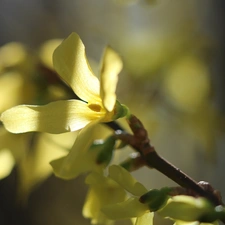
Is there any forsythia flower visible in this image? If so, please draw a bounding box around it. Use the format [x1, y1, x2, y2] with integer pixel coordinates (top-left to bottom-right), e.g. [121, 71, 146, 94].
[0, 32, 126, 134]
[83, 171, 127, 225]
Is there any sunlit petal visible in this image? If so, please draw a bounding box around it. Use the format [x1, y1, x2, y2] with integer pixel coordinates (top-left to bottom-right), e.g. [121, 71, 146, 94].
[53, 32, 100, 102]
[100, 46, 123, 111]
[1, 100, 100, 134]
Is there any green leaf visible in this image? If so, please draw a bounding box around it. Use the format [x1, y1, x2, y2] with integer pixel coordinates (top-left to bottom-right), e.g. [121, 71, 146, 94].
[140, 187, 171, 211]
[112, 101, 130, 120]
[200, 205, 225, 223]
[96, 136, 116, 165]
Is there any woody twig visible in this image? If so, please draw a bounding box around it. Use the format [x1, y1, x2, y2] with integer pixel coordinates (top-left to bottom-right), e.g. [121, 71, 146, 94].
[108, 115, 223, 208]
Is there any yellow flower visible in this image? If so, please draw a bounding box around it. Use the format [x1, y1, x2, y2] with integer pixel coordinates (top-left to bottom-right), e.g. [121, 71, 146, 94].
[0, 32, 126, 134]
[83, 171, 127, 225]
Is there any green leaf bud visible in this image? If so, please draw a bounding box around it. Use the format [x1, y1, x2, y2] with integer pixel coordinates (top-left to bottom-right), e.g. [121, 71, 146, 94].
[139, 187, 171, 212]
[112, 101, 130, 120]
[96, 136, 116, 165]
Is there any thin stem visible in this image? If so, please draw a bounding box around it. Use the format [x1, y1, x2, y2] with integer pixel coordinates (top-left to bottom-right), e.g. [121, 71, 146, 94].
[144, 150, 221, 206]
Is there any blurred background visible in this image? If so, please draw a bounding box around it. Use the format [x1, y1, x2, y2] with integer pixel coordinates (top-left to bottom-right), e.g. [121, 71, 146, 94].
[0, 0, 225, 224]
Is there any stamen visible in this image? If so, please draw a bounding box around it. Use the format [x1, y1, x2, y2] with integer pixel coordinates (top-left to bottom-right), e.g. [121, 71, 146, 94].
[88, 103, 102, 112]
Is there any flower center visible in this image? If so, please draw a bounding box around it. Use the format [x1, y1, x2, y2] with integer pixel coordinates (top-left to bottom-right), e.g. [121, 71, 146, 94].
[88, 103, 102, 112]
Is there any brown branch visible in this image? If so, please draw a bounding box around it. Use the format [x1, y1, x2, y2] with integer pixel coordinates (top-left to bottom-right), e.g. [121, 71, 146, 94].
[111, 115, 223, 208]
[119, 152, 146, 171]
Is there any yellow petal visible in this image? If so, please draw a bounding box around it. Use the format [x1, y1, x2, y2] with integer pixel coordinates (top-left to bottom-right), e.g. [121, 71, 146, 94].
[0, 148, 15, 179]
[100, 46, 123, 112]
[17, 132, 70, 200]
[101, 197, 149, 220]
[174, 221, 219, 225]
[39, 39, 62, 70]
[0, 42, 27, 70]
[109, 165, 148, 196]
[174, 221, 200, 225]
[158, 195, 213, 221]
[50, 122, 101, 179]
[83, 171, 126, 224]
[83, 187, 113, 225]
[53, 32, 100, 102]
[1, 100, 99, 134]
[0, 127, 27, 162]
[0, 71, 25, 112]
[134, 212, 154, 225]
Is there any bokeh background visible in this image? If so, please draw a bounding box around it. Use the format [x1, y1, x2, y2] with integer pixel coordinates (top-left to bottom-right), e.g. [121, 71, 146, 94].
[0, 0, 225, 224]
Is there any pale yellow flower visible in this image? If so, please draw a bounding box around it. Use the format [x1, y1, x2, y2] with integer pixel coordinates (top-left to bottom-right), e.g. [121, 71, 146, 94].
[83, 171, 127, 225]
[1, 32, 125, 134]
